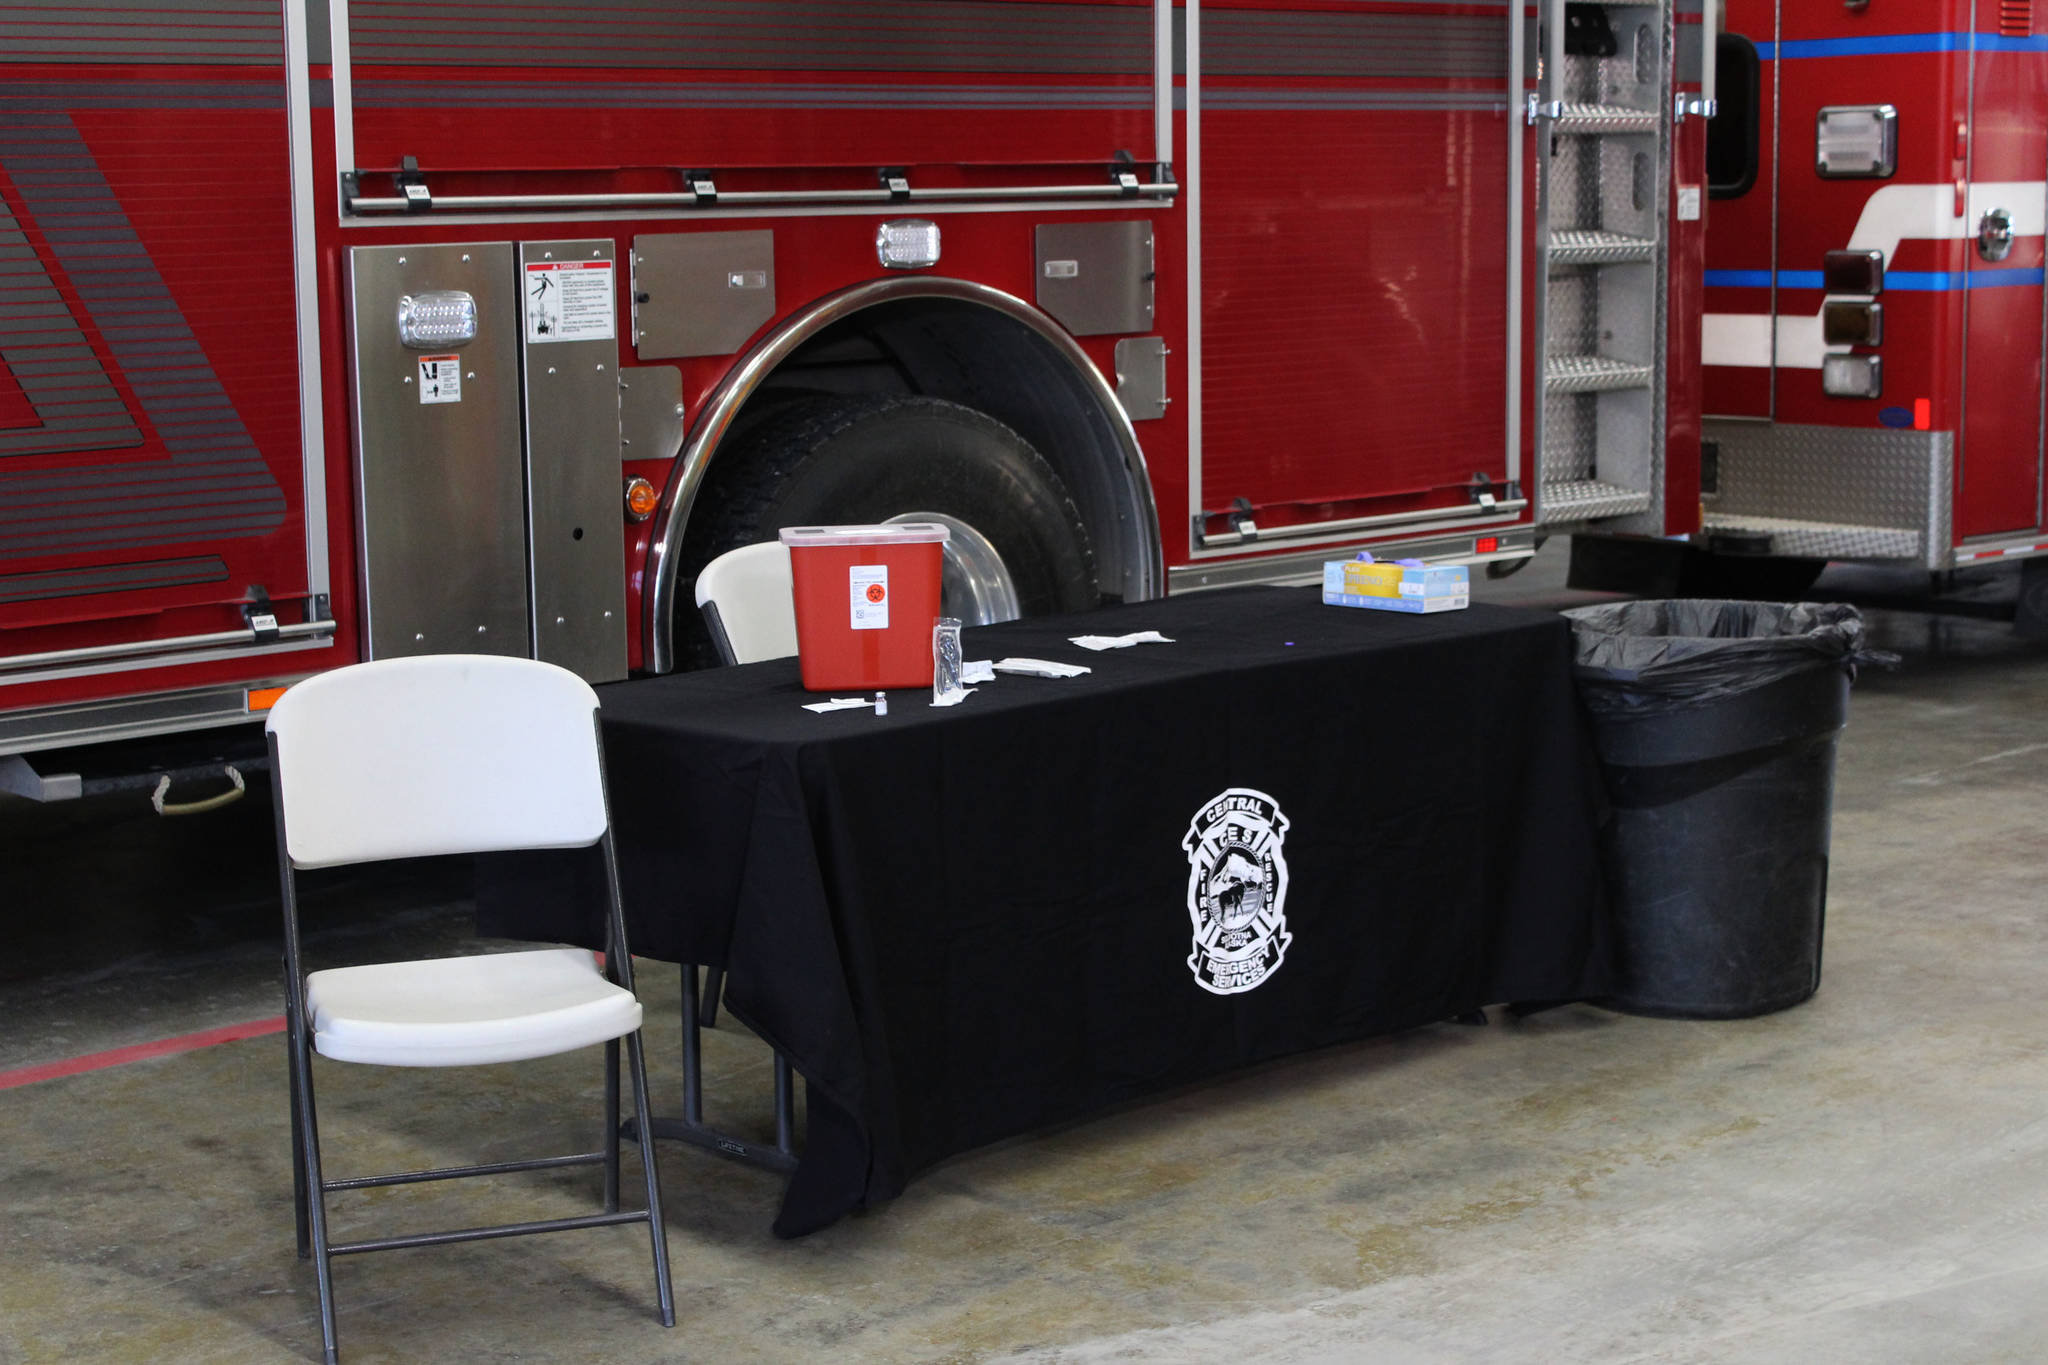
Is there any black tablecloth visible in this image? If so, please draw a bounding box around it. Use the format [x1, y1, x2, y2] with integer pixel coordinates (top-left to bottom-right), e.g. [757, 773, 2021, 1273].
[482, 587, 1613, 1236]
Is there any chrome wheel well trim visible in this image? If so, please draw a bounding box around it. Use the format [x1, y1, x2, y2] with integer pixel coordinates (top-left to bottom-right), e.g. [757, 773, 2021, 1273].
[641, 275, 1165, 673]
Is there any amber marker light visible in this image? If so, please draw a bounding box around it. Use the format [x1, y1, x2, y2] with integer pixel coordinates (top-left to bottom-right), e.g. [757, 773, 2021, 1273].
[624, 476, 658, 522]
[246, 686, 288, 712]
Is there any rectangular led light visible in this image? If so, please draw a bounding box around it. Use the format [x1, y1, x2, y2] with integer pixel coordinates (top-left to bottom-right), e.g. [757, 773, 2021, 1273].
[876, 219, 941, 270]
[1822, 353, 1883, 399]
[1816, 104, 1898, 178]
[1823, 249, 1886, 295]
[396, 290, 478, 349]
[1822, 299, 1884, 346]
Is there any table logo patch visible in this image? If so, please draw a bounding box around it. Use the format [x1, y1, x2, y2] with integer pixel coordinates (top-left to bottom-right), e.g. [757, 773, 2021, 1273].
[1183, 787, 1292, 995]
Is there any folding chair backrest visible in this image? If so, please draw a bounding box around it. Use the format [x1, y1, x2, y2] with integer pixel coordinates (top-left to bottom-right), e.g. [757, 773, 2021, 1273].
[267, 655, 607, 870]
[694, 540, 797, 665]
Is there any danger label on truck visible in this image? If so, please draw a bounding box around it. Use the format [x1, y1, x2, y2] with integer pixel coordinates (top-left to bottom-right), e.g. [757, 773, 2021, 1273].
[417, 356, 461, 404]
[525, 260, 615, 343]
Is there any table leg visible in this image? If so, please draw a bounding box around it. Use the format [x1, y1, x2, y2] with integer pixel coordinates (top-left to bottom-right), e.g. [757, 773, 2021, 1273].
[619, 963, 801, 1177]
[774, 1053, 795, 1156]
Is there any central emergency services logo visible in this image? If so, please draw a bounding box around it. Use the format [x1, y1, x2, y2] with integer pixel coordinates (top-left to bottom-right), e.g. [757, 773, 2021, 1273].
[1182, 787, 1292, 995]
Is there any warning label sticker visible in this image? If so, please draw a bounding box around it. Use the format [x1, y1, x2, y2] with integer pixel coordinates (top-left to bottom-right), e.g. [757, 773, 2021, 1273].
[417, 355, 461, 404]
[525, 260, 615, 344]
[850, 565, 889, 631]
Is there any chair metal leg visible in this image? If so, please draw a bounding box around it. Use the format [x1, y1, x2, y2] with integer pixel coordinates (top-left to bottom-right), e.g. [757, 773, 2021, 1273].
[603, 1039, 621, 1214]
[289, 1030, 340, 1365]
[289, 1030, 311, 1260]
[625, 1030, 677, 1328]
[698, 965, 724, 1028]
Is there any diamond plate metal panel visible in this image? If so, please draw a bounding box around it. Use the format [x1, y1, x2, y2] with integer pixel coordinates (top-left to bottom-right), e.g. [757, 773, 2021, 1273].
[1597, 137, 1659, 241]
[1703, 419, 1954, 567]
[1532, 0, 1670, 534]
[1700, 513, 1922, 560]
[1546, 355, 1654, 392]
[1547, 272, 1595, 352]
[1542, 478, 1654, 523]
[1549, 229, 1656, 267]
[1544, 392, 1599, 481]
[1556, 104, 1660, 135]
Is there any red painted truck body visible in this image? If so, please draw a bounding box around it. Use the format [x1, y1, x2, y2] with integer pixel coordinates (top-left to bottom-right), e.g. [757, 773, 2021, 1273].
[1, 0, 1703, 774]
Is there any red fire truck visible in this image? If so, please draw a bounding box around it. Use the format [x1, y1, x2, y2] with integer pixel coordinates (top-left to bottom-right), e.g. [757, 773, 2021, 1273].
[1688, 0, 2048, 626]
[1, 0, 1708, 802]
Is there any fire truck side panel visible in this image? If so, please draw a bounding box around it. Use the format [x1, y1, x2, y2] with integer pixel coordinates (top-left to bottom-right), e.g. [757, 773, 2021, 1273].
[1959, 16, 2048, 539]
[1769, 46, 1964, 434]
[1699, 0, 2048, 567]
[1, 40, 329, 724]
[5, 0, 1569, 760]
[1195, 2, 1513, 540]
[1700, 2, 1774, 420]
[340, 0, 1158, 175]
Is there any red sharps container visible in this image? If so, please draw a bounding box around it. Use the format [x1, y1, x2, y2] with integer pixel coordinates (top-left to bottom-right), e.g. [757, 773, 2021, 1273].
[778, 524, 950, 691]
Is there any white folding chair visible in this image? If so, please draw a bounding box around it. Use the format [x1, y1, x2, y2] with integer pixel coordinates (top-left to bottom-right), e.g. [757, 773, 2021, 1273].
[265, 655, 673, 1364]
[694, 540, 797, 666]
[687, 541, 799, 1170]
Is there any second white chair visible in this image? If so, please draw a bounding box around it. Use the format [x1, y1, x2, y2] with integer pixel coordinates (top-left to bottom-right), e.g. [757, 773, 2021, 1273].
[694, 539, 797, 666]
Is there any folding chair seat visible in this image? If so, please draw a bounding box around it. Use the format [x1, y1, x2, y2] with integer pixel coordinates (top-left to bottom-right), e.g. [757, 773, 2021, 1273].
[304, 948, 642, 1067]
[266, 654, 673, 1364]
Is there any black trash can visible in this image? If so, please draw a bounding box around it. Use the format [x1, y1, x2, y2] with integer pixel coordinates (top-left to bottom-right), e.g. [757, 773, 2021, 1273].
[1564, 600, 1881, 1019]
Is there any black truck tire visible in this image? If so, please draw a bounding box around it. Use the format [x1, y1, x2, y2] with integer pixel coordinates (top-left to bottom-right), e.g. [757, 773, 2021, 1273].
[678, 394, 1098, 663]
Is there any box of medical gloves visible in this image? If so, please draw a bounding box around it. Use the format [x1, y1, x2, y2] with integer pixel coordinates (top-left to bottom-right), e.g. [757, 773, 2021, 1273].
[1321, 555, 1469, 613]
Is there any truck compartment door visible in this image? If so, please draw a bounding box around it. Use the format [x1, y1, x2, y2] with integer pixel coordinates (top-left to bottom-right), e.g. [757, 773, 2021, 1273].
[1960, 21, 2048, 541]
[1191, 2, 1525, 552]
[2, 68, 318, 685]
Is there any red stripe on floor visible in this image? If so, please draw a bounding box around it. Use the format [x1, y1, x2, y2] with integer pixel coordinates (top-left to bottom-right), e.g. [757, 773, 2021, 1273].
[0, 1016, 287, 1091]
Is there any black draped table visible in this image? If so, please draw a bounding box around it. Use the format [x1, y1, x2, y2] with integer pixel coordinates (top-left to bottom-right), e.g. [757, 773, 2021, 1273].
[483, 587, 1613, 1236]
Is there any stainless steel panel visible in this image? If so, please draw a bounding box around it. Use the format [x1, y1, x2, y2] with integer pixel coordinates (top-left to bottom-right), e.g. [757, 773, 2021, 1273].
[0, 673, 318, 756]
[520, 240, 628, 684]
[631, 230, 775, 359]
[1036, 221, 1155, 336]
[1114, 337, 1170, 421]
[348, 242, 529, 660]
[1699, 512, 1921, 560]
[1170, 526, 1539, 592]
[619, 365, 686, 461]
[1702, 419, 1953, 567]
[1543, 478, 1654, 523]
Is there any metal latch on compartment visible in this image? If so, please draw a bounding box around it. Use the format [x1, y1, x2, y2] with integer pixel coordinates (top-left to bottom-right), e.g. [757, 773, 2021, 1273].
[396, 155, 430, 212]
[1109, 151, 1142, 198]
[242, 586, 280, 643]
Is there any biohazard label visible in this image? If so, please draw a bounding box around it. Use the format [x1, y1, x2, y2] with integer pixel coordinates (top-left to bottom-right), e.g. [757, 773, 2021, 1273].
[850, 565, 888, 630]
[1183, 788, 1292, 995]
[524, 260, 615, 343]
[417, 356, 461, 404]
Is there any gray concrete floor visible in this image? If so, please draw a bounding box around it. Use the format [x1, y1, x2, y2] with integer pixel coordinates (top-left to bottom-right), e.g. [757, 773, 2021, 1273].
[3, 543, 2046, 1364]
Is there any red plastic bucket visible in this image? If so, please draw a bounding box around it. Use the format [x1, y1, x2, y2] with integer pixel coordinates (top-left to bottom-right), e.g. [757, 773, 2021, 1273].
[778, 524, 950, 691]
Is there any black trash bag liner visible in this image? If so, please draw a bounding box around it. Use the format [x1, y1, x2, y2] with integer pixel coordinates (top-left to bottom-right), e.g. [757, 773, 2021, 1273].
[1564, 599, 1892, 716]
